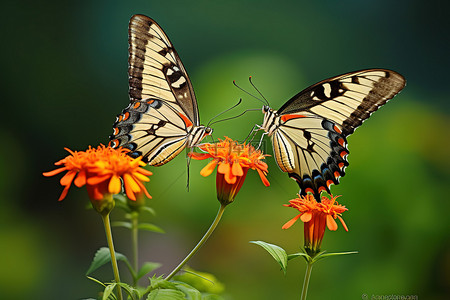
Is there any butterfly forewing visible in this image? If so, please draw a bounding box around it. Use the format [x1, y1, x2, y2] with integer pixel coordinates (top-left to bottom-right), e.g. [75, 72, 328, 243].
[110, 15, 209, 166]
[265, 69, 405, 199]
[127, 14, 199, 124]
[278, 69, 406, 135]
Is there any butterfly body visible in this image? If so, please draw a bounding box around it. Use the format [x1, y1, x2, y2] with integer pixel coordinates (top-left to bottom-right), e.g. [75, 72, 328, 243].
[259, 69, 406, 199]
[110, 14, 211, 165]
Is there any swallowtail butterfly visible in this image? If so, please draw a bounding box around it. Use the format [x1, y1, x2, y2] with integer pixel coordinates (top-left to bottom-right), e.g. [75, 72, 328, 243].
[110, 14, 211, 166]
[259, 69, 406, 199]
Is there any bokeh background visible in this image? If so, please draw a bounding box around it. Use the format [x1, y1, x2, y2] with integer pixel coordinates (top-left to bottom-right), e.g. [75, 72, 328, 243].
[1, 0, 449, 299]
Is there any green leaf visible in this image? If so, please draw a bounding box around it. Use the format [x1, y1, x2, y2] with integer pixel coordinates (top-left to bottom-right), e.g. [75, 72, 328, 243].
[86, 247, 130, 275]
[173, 267, 224, 294]
[250, 241, 288, 274]
[149, 275, 177, 290]
[111, 221, 133, 229]
[287, 252, 308, 261]
[146, 289, 185, 300]
[313, 251, 358, 263]
[137, 262, 162, 280]
[113, 194, 132, 213]
[138, 223, 165, 233]
[102, 283, 117, 300]
[117, 282, 141, 300]
[86, 276, 106, 287]
[176, 283, 202, 300]
[140, 206, 156, 216]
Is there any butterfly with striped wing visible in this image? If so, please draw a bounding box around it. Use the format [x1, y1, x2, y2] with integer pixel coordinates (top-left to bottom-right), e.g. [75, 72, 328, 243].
[110, 14, 211, 166]
[259, 69, 406, 200]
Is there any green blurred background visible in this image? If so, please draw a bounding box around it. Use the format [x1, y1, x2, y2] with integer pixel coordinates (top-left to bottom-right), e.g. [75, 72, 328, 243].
[1, 0, 449, 299]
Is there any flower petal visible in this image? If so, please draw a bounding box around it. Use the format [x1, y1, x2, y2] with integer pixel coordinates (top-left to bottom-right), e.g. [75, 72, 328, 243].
[231, 161, 243, 176]
[74, 170, 87, 187]
[337, 215, 348, 232]
[300, 212, 313, 223]
[137, 168, 153, 176]
[224, 167, 237, 184]
[108, 175, 122, 194]
[133, 171, 151, 182]
[217, 162, 230, 175]
[87, 174, 111, 185]
[282, 214, 302, 229]
[123, 178, 136, 201]
[189, 152, 212, 160]
[135, 179, 152, 199]
[326, 214, 338, 231]
[58, 184, 71, 201]
[42, 167, 68, 177]
[200, 160, 217, 177]
[60, 170, 77, 186]
[256, 168, 270, 186]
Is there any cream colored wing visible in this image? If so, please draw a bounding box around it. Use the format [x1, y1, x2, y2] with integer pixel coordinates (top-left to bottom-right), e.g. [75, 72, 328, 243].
[127, 14, 199, 124]
[270, 69, 406, 199]
[110, 98, 194, 166]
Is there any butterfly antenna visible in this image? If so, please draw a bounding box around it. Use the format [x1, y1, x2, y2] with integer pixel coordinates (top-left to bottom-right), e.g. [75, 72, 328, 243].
[206, 98, 243, 128]
[233, 80, 267, 106]
[209, 108, 260, 127]
[248, 76, 270, 106]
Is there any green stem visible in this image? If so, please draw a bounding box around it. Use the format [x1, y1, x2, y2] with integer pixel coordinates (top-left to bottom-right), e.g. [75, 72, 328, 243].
[131, 212, 139, 278]
[300, 259, 314, 300]
[165, 203, 226, 280]
[101, 213, 123, 300]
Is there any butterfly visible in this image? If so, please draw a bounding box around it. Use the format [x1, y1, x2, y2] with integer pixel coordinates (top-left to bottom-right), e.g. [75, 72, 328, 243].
[258, 69, 406, 199]
[110, 14, 211, 166]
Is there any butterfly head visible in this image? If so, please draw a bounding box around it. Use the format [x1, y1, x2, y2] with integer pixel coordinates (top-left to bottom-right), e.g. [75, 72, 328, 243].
[204, 126, 213, 135]
[262, 105, 271, 114]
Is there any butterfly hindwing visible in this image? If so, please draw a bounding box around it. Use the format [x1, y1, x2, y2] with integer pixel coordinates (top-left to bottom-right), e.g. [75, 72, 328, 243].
[111, 98, 194, 165]
[271, 112, 349, 196]
[264, 69, 406, 199]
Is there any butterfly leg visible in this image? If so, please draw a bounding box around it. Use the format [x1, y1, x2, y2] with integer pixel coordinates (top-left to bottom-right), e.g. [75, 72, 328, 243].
[185, 149, 192, 191]
[243, 124, 262, 144]
[256, 131, 268, 151]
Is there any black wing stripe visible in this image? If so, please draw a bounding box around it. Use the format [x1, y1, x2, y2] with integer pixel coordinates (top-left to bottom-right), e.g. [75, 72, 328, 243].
[278, 125, 331, 176]
[280, 124, 331, 151]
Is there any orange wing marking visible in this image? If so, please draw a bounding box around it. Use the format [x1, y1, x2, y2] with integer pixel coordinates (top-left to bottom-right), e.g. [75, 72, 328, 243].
[280, 114, 306, 122]
[318, 186, 326, 193]
[305, 188, 314, 194]
[333, 125, 342, 134]
[178, 112, 193, 128]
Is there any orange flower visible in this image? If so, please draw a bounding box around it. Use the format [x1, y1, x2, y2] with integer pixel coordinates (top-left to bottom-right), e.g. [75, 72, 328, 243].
[43, 145, 152, 202]
[190, 137, 269, 205]
[282, 194, 348, 256]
